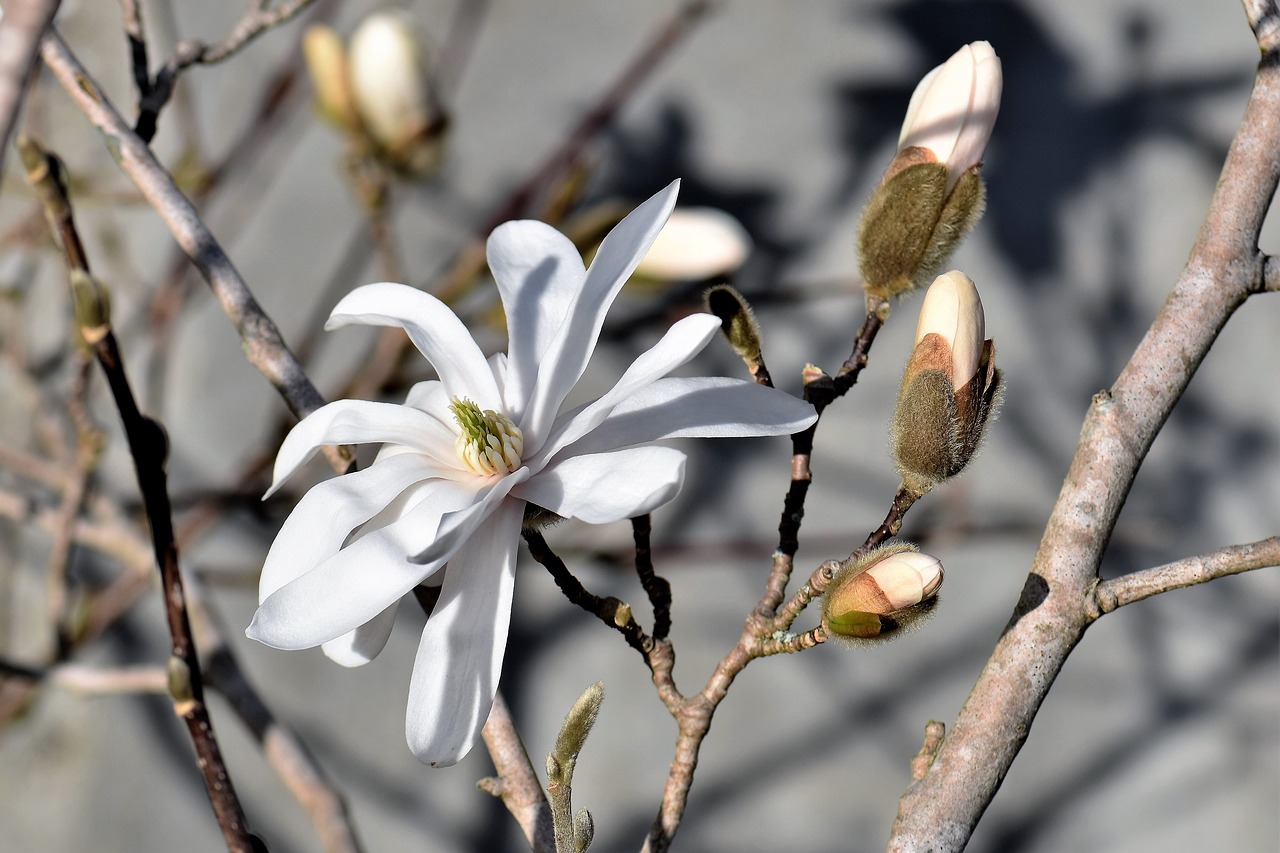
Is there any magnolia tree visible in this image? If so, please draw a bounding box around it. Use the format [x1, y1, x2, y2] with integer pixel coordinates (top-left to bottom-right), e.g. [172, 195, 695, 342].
[0, 2, 1276, 852]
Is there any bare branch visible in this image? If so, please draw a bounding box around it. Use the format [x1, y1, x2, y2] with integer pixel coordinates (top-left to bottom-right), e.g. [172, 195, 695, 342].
[20, 134, 260, 853]
[0, 0, 63, 189]
[480, 691, 555, 853]
[1089, 536, 1280, 617]
[39, 31, 351, 475]
[886, 15, 1280, 851]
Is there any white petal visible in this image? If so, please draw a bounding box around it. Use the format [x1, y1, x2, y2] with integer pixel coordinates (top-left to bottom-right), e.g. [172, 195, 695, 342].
[487, 220, 586, 419]
[405, 499, 524, 766]
[247, 478, 484, 650]
[518, 182, 680, 452]
[321, 600, 400, 667]
[268, 399, 456, 498]
[898, 47, 971, 164]
[528, 312, 720, 468]
[947, 42, 1001, 183]
[260, 453, 447, 602]
[403, 379, 449, 414]
[559, 376, 817, 457]
[513, 446, 685, 523]
[412, 468, 530, 567]
[326, 283, 501, 410]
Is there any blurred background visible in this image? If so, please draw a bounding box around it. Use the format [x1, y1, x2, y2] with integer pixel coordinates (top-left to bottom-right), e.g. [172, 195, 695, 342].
[0, 1, 1276, 851]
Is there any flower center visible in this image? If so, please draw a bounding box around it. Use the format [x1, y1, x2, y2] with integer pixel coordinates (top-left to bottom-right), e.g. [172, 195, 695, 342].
[449, 398, 524, 476]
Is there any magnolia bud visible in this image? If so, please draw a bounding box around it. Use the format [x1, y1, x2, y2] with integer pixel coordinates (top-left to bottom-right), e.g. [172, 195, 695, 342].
[635, 207, 752, 281]
[705, 284, 764, 367]
[857, 42, 1002, 301]
[348, 11, 440, 174]
[823, 543, 943, 640]
[890, 271, 1001, 495]
[304, 26, 362, 132]
[898, 41, 1002, 191]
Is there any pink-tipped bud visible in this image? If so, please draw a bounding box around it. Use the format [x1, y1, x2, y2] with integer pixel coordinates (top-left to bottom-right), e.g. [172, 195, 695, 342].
[823, 543, 944, 640]
[855, 44, 999, 301]
[898, 41, 1002, 191]
[891, 271, 1001, 494]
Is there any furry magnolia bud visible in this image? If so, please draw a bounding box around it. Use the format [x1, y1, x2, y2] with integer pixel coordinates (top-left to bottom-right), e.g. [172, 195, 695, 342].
[890, 271, 1001, 495]
[705, 285, 763, 364]
[857, 42, 1001, 301]
[823, 543, 943, 640]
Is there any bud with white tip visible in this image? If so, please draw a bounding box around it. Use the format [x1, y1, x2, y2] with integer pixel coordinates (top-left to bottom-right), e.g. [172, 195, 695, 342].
[857, 42, 1002, 301]
[348, 10, 441, 174]
[823, 543, 944, 641]
[890, 271, 1001, 495]
[635, 207, 752, 282]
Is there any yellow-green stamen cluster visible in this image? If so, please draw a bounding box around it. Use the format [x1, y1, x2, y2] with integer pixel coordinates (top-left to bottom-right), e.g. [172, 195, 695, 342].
[449, 398, 523, 476]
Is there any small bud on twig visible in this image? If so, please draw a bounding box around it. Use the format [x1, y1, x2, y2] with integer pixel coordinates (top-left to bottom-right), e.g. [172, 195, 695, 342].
[822, 543, 943, 640]
[890, 271, 1001, 495]
[857, 42, 1001, 300]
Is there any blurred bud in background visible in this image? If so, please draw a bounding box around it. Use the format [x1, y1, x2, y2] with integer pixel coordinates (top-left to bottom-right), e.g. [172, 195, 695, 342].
[305, 11, 445, 179]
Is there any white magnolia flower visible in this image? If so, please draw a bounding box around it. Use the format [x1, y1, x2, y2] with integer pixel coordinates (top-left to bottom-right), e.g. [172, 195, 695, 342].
[247, 181, 817, 766]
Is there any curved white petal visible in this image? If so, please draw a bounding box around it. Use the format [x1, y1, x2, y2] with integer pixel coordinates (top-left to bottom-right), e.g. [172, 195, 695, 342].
[247, 477, 485, 650]
[513, 446, 685, 524]
[403, 379, 449, 415]
[260, 453, 448, 602]
[519, 182, 680, 451]
[326, 283, 501, 410]
[488, 220, 586, 419]
[268, 399, 457, 497]
[405, 499, 524, 766]
[528, 312, 721, 468]
[321, 600, 400, 667]
[560, 377, 817, 457]
[412, 468, 530, 567]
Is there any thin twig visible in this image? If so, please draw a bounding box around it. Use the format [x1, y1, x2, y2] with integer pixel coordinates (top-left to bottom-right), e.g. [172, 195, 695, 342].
[523, 529, 654, 656]
[1089, 536, 1280, 618]
[40, 31, 351, 475]
[21, 135, 260, 853]
[631, 515, 672, 640]
[135, 0, 319, 141]
[0, 0, 63, 190]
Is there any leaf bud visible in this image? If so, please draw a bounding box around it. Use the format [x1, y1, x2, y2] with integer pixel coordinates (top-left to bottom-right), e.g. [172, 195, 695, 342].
[823, 543, 943, 640]
[890, 271, 1001, 495]
[705, 284, 763, 364]
[68, 269, 111, 342]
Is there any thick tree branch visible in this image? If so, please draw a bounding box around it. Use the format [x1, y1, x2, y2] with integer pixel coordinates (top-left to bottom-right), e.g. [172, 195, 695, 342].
[886, 13, 1280, 851]
[1089, 536, 1280, 618]
[479, 691, 555, 853]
